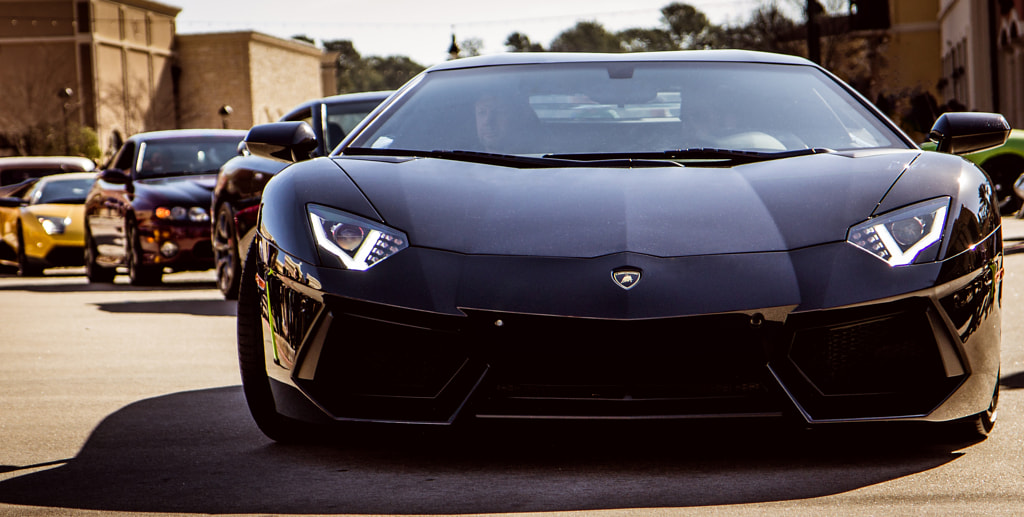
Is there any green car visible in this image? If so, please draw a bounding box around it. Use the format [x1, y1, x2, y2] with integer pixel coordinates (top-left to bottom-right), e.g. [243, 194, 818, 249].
[923, 128, 1024, 215]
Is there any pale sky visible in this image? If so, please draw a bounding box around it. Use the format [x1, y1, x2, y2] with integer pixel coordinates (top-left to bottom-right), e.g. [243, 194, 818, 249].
[167, 0, 777, 67]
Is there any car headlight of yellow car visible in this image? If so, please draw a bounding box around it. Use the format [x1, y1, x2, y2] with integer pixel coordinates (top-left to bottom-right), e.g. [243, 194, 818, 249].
[37, 215, 70, 235]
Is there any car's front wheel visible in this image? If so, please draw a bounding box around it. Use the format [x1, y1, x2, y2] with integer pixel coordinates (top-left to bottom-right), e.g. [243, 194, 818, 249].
[16, 223, 43, 277]
[84, 228, 115, 283]
[237, 247, 316, 442]
[126, 224, 162, 286]
[944, 375, 999, 442]
[968, 377, 1000, 436]
[213, 203, 241, 300]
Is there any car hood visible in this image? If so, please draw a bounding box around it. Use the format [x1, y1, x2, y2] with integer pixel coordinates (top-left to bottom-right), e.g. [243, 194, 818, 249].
[135, 174, 217, 204]
[27, 204, 83, 217]
[335, 151, 919, 257]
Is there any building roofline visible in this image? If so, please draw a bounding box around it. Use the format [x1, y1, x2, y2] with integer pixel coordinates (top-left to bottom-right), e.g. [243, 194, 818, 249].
[175, 30, 322, 56]
[109, 0, 182, 17]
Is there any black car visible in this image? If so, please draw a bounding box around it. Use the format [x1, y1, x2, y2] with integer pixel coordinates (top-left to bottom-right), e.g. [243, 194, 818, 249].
[237, 51, 1005, 443]
[84, 129, 245, 285]
[212, 91, 391, 299]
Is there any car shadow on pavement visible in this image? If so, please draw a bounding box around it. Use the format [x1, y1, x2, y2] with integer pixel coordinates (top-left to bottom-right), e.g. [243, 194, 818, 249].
[0, 279, 217, 293]
[92, 299, 236, 317]
[0, 386, 968, 515]
[1000, 370, 1024, 389]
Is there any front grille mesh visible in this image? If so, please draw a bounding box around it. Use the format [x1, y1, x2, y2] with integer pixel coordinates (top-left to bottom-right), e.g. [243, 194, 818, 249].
[280, 292, 964, 422]
[789, 311, 945, 395]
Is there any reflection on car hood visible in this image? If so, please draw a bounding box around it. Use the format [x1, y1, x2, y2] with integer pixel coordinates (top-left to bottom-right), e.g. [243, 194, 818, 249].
[336, 151, 918, 257]
[27, 204, 82, 220]
[135, 174, 217, 204]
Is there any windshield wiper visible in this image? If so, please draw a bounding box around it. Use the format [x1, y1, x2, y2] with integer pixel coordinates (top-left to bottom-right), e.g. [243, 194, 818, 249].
[544, 147, 833, 165]
[37, 197, 86, 205]
[344, 147, 563, 167]
[343, 147, 681, 168]
[141, 170, 216, 179]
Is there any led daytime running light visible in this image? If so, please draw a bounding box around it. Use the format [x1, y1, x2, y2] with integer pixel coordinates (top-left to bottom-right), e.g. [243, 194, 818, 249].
[847, 197, 949, 266]
[308, 204, 408, 271]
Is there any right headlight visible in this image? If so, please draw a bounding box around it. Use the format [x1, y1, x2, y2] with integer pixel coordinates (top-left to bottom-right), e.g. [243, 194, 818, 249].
[307, 203, 408, 271]
[847, 197, 949, 266]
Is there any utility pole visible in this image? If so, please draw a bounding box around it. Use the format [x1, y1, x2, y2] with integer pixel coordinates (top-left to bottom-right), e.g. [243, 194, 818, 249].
[58, 87, 74, 155]
[807, 0, 822, 64]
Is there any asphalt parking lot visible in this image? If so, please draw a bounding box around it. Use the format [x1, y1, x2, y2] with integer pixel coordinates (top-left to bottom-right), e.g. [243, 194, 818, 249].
[0, 219, 1022, 516]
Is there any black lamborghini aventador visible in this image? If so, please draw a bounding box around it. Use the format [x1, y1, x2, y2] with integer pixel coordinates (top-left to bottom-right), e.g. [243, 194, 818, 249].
[236, 50, 1007, 443]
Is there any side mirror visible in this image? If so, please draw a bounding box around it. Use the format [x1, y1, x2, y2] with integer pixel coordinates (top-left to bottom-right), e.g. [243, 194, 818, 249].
[0, 196, 26, 208]
[98, 168, 131, 185]
[244, 121, 318, 163]
[928, 112, 1011, 155]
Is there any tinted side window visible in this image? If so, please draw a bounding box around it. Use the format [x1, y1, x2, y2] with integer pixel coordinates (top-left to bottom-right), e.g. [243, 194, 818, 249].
[113, 142, 136, 171]
[284, 108, 314, 126]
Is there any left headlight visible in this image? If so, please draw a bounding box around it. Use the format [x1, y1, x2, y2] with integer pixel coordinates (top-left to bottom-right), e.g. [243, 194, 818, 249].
[37, 215, 70, 235]
[847, 197, 949, 266]
[308, 203, 408, 271]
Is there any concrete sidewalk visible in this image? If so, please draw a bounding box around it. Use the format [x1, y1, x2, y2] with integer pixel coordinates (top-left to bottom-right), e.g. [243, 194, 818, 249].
[1005, 215, 1024, 238]
[1003, 215, 1024, 253]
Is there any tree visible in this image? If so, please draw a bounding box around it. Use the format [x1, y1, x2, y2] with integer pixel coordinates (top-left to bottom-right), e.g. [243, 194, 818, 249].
[506, 32, 544, 52]
[459, 38, 484, 57]
[617, 28, 677, 52]
[721, 4, 801, 54]
[364, 56, 426, 90]
[661, 2, 720, 49]
[324, 39, 426, 94]
[549, 21, 624, 52]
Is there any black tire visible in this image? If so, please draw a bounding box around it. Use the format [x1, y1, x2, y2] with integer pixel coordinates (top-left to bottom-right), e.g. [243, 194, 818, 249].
[968, 377, 1000, 437]
[126, 224, 162, 286]
[84, 229, 116, 283]
[980, 155, 1024, 216]
[237, 247, 312, 442]
[944, 376, 999, 442]
[213, 203, 241, 300]
[16, 223, 43, 277]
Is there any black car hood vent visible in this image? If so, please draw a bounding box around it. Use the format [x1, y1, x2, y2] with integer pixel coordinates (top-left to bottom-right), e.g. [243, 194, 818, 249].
[338, 151, 914, 258]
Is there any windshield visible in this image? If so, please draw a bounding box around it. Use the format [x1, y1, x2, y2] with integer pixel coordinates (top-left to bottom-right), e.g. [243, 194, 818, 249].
[136, 137, 241, 179]
[348, 61, 905, 157]
[31, 177, 95, 204]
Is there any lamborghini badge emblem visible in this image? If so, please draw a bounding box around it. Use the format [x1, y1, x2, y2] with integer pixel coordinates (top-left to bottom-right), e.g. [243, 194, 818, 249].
[612, 268, 642, 290]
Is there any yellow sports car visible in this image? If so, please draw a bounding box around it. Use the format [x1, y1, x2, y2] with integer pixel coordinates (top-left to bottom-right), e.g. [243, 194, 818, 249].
[0, 172, 97, 276]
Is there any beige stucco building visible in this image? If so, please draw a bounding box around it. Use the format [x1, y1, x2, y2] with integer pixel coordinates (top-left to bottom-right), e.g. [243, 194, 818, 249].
[0, 0, 180, 153]
[0, 0, 328, 157]
[994, 0, 1024, 126]
[935, 0, 1024, 128]
[938, 0, 998, 114]
[881, 1, 943, 99]
[175, 31, 324, 130]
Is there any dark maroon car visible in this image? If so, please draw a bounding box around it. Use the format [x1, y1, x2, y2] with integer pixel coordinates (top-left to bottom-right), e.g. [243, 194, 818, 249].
[211, 91, 391, 298]
[84, 129, 245, 285]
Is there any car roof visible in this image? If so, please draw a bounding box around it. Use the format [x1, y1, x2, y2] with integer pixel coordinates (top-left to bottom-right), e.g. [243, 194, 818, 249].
[321, 90, 393, 106]
[126, 129, 248, 142]
[426, 49, 816, 72]
[0, 156, 96, 171]
[282, 90, 393, 120]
